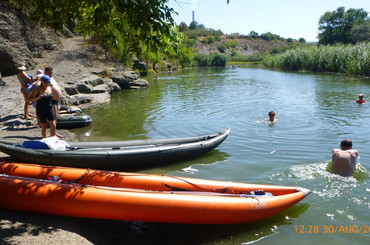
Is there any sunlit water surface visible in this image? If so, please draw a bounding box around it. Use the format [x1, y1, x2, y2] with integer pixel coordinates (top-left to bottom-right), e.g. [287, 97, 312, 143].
[71, 67, 369, 244]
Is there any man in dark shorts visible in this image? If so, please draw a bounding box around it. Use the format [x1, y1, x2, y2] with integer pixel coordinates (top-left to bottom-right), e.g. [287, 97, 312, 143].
[28, 75, 56, 138]
[45, 66, 63, 137]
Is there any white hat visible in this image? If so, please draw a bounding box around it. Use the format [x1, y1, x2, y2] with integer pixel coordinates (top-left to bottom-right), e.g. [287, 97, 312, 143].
[17, 65, 26, 70]
[35, 69, 44, 78]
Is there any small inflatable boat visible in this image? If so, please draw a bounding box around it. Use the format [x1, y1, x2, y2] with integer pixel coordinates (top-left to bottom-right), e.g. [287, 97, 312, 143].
[56, 106, 92, 129]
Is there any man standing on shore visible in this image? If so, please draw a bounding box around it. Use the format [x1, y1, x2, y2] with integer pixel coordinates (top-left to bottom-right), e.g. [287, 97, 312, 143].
[44, 66, 63, 138]
[331, 139, 358, 177]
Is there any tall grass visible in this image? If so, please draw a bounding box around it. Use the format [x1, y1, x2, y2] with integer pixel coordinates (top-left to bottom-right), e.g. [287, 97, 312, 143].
[263, 42, 370, 76]
[227, 54, 265, 63]
[193, 53, 227, 67]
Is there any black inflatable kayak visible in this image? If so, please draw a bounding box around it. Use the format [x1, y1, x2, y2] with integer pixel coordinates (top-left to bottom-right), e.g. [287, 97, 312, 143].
[56, 107, 92, 129]
[0, 129, 230, 170]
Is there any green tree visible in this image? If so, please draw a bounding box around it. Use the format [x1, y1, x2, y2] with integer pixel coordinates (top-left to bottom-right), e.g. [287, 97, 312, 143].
[261, 32, 280, 41]
[197, 24, 206, 29]
[211, 54, 226, 66]
[270, 48, 280, 54]
[9, 0, 182, 63]
[318, 7, 368, 45]
[351, 19, 370, 42]
[249, 31, 258, 38]
[189, 21, 199, 30]
[217, 44, 227, 53]
[205, 36, 215, 45]
[178, 22, 189, 32]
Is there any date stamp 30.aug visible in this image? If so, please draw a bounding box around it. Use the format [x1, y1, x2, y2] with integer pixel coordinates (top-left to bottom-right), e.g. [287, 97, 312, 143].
[294, 225, 369, 234]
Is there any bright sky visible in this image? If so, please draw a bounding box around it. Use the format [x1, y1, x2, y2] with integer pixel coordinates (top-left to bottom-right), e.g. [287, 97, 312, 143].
[168, 0, 370, 42]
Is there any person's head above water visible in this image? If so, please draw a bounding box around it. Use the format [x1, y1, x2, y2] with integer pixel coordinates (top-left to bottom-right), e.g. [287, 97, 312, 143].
[268, 111, 275, 122]
[340, 139, 353, 150]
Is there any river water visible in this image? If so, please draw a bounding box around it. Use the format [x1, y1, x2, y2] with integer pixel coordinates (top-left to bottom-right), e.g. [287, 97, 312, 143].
[72, 67, 369, 244]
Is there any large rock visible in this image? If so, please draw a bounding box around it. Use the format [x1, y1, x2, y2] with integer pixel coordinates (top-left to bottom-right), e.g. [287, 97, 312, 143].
[111, 71, 138, 87]
[104, 79, 121, 93]
[69, 94, 92, 105]
[0, 2, 62, 76]
[133, 59, 148, 71]
[65, 75, 105, 94]
[111, 71, 150, 89]
[129, 78, 149, 89]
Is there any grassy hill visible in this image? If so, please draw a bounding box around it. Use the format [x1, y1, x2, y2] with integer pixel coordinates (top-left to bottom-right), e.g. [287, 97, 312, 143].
[192, 34, 292, 56]
[180, 25, 307, 58]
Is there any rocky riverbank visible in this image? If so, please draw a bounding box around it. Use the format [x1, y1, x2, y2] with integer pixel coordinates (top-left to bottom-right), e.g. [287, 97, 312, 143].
[0, 3, 168, 243]
[0, 35, 149, 151]
[0, 33, 159, 244]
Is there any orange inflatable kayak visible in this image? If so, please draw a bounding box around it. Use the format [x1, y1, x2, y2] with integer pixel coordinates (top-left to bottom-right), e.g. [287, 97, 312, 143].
[0, 161, 310, 224]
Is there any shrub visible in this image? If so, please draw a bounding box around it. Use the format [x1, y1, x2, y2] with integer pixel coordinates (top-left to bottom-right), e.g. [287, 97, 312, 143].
[193, 54, 226, 67]
[217, 44, 227, 53]
[262, 42, 370, 76]
[211, 54, 227, 66]
[231, 50, 238, 56]
[224, 40, 237, 49]
[206, 36, 215, 45]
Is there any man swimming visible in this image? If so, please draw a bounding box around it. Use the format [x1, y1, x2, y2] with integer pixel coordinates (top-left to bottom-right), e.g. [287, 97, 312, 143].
[331, 139, 358, 177]
[268, 111, 277, 123]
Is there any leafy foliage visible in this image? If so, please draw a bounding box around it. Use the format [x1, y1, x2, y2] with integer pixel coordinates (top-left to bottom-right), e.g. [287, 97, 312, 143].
[260, 32, 282, 41]
[263, 42, 370, 76]
[318, 7, 369, 45]
[351, 19, 370, 42]
[9, 0, 182, 63]
[189, 21, 198, 30]
[193, 53, 226, 67]
[228, 54, 264, 63]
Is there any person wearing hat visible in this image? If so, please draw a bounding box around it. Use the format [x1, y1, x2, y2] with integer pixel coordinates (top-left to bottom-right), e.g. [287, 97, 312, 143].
[356, 94, 365, 104]
[27, 75, 56, 138]
[44, 66, 63, 138]
[26, 70, 44, 109]
[17, 62, 35, 119]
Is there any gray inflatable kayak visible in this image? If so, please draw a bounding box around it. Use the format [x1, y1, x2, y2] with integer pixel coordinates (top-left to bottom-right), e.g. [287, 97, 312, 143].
[0, 129, 230, 170]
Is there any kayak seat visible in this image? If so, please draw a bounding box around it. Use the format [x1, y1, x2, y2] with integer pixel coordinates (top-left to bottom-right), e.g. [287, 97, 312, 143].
[22, 140, 50, 149]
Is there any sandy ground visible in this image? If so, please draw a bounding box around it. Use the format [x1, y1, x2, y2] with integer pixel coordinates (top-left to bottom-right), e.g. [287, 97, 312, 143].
[0, 37, 153, 245]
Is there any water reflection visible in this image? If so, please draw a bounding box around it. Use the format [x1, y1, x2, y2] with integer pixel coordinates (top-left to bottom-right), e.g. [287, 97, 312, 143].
[68, 67, 369, 244]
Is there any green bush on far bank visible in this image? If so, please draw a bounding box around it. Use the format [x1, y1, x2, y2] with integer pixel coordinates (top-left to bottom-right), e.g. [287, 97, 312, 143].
[193, 53, 227, 67]
[263, 42, 370, 76]
[228, 54, 264, 63]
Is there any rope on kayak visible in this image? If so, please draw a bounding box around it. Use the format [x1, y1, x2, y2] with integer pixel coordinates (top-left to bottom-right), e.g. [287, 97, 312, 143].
[163, 183, 191, 192]
[162, 176, 229, 193]
[74, 168, 91, 183]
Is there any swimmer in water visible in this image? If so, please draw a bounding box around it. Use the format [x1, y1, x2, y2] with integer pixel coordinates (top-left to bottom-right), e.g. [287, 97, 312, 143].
[356, 93, 365, 104]
[268, 111, 277, 123]
[331, 139, 358, 177]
